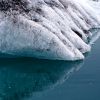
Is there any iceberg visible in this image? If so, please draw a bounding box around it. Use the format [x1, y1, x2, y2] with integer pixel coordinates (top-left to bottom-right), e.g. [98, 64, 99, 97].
[0, 0, 100, 60]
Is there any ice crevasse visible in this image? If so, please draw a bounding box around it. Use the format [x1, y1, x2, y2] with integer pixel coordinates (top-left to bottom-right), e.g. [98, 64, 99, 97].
[0, 0, 100, 60]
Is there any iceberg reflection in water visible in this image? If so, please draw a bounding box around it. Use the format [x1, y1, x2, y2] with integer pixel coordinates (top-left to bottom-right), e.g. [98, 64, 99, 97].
[0, 58, 84, 100]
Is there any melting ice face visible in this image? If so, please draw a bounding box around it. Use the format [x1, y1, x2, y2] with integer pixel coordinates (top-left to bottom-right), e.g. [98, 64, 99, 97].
[0, 0, 100, 61]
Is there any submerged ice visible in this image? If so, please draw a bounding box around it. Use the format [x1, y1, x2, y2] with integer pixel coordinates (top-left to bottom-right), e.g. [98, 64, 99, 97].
[0, 0, 100, 60]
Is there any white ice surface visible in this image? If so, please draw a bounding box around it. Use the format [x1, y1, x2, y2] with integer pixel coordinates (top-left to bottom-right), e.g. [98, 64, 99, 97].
[0, 0, 100, 60]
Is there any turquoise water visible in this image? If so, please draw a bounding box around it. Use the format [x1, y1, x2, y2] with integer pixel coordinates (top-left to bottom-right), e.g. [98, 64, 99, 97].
[0, 32, 100, 100]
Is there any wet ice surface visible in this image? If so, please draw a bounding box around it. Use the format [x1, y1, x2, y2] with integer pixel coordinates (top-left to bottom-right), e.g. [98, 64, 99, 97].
[0, 30, 100, 100]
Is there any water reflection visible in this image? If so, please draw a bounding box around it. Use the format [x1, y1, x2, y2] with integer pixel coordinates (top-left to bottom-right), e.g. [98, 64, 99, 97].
[0, 58, 84, 100]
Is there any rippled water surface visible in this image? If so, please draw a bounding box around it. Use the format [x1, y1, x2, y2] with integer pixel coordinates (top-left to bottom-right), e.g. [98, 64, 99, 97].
[0, 30, 100, 100]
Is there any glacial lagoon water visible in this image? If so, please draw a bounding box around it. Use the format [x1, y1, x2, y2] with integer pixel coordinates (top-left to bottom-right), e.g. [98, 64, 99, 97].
[0, 30, 100, 100]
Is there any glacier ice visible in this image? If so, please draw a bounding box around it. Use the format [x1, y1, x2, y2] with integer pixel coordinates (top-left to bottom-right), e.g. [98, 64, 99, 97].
[0, 0, 100, 60]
